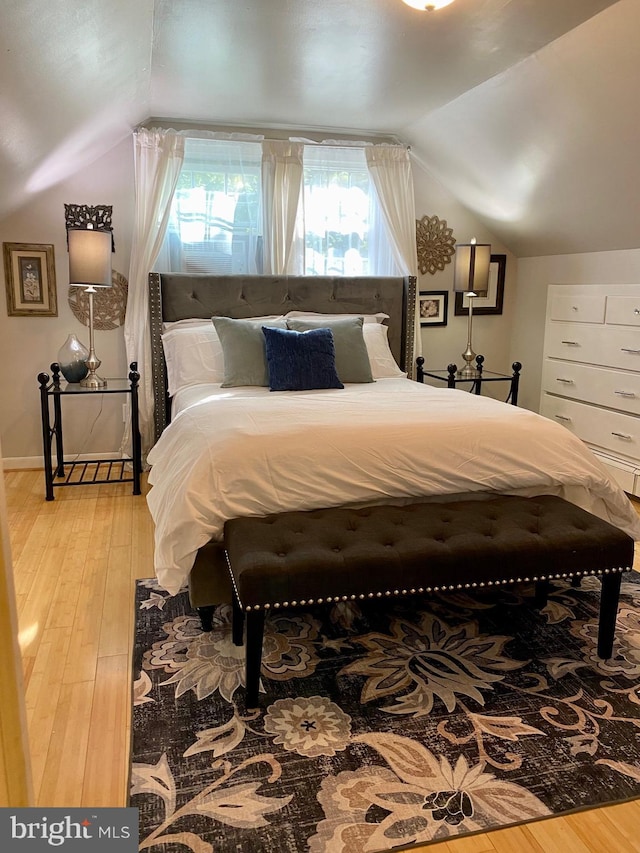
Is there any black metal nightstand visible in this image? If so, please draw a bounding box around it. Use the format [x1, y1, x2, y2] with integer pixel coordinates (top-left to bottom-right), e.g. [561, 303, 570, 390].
[37, 361, 142, 500]
[416, 355, 522, 406]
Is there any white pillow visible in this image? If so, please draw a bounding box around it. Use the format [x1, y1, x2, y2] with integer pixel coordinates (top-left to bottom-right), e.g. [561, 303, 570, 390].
[362, 323, 406, 379]
[163, 315, 284, 333]
[285, 310, 389, 324]
[161, 314, 403, 392]
[161, 314, 286, 395]
[162, 318, 214, 332]
[161, 324, 224, 396]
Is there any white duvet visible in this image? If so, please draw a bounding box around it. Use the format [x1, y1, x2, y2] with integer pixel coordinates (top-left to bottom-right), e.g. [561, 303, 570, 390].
[147, 378, 640, 595]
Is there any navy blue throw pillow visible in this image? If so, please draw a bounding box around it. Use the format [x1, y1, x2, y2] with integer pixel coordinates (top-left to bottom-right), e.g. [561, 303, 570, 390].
[262, 326, 344, 391]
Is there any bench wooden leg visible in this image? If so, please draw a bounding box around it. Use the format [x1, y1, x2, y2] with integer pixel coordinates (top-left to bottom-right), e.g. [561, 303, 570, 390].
[232, 589, 244, 646]
[245, 610, 265, 709]
[534, 580, 549, 608]
[597, 572, 622, 660]
[197, 606, 215, 632]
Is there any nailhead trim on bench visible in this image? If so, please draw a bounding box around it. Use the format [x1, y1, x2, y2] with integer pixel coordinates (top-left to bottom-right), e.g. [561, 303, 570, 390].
[225, 560, 627, 613]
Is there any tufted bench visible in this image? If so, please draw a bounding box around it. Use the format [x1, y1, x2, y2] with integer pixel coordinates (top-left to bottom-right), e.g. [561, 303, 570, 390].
[223, 494, 634, 708]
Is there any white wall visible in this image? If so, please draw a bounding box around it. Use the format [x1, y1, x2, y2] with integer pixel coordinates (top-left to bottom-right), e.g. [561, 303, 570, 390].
[512, 248, 640, 412]
[0, 138, 134, 468]
[411, 156, 518, 400]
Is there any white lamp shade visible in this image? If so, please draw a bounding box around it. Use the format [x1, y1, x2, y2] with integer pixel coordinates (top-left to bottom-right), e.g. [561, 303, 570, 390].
[68, 229, 112, 287]
[453, 242, 491, 295]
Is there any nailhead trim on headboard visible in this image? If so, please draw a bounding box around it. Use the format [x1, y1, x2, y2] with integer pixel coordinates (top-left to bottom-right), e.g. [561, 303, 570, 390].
[148, 272, 168, 443]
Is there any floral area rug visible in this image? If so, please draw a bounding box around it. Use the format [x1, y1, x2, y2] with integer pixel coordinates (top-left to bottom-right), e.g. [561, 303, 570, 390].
[130, 573, 640, 852]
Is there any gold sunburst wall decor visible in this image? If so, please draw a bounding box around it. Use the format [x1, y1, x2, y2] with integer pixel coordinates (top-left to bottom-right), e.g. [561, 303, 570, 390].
[416, 215, 456, 275]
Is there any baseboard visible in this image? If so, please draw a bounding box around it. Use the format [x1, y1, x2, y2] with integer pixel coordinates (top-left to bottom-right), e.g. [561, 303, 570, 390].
[3, 452, 123, 471]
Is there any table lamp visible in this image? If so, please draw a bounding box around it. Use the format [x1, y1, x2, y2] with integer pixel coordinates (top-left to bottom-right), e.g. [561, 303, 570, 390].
[453, 238, 490, 378]
[68, 226, 112, 388]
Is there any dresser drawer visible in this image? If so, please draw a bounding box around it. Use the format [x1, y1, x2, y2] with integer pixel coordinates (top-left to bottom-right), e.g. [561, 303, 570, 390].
[605, 296, 640, 327]
[540, 394, 640, 461]
[549, 294, 605, 323]
[544, 322, 640, 369]
[541, 360, 640, 416]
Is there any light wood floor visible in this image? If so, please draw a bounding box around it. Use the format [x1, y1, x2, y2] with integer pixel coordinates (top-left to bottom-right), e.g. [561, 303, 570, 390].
[5, 468, 640, 852]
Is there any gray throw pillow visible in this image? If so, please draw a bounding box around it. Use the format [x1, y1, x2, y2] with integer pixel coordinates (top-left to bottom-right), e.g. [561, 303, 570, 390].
[212, 316, 287, 387]
[286, 316, 373, 383]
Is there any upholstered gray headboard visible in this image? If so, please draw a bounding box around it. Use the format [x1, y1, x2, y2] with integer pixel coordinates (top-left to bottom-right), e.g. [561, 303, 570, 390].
[149, 272, 417, 442]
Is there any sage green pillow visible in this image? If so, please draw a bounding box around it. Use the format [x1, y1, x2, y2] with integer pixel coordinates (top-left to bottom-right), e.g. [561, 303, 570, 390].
[286, 316, 373, 383]
[212, 316, 287, 387]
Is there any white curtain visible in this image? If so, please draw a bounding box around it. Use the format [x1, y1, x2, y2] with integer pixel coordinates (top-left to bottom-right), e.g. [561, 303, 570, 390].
[365, 144, 420, 368]
[123, 128, 185, 457]
[261, 140, 304, 274]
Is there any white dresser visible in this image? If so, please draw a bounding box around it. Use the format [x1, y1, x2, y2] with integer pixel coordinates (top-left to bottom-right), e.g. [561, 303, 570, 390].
[540, 284, 640, 496]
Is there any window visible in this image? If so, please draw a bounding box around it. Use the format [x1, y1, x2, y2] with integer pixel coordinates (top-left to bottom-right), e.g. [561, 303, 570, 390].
[302, 145, 397, 276]
[158, 138, 398, 276]
[159, 138, 263, 275]
[302, 146, 372, 275]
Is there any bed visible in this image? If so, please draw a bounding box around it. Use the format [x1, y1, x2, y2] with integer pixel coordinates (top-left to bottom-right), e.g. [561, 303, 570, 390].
[146, 272, 640, 613]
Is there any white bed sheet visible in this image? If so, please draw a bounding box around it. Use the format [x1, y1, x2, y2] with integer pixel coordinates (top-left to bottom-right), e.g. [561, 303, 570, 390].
[147, 378, 640, 595]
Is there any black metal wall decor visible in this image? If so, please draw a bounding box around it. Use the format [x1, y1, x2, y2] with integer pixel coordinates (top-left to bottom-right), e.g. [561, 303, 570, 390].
[64, 203, 115, 251]
[416, 214, 456, 275]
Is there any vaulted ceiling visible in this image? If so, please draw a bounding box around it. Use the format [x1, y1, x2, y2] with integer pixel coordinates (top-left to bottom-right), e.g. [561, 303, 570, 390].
[0, 0, 637, 256]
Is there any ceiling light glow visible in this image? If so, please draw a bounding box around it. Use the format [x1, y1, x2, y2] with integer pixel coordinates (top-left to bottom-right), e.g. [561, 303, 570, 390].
[401, 0, 456, 10]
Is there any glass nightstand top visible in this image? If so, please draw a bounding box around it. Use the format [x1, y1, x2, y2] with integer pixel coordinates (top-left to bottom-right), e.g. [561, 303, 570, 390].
[422, 369, 511, 381]
[49, 378, 133, 394]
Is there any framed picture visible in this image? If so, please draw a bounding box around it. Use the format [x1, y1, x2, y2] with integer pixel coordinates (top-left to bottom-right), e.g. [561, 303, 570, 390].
[454, 253, 506, 317]
[3, 242, 57, 317]
[419, 290, 448, 326]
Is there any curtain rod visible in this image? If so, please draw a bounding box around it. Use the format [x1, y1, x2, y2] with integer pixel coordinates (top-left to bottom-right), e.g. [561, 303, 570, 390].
[135, 125, 408, 149]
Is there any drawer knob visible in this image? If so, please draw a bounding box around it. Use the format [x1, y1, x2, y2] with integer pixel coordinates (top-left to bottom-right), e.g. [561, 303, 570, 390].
[635, 309, 640, 315]
[572, 305, 578, 311]
[614, 390, 636, 398]
[611, 431, 632, 441]
[621, 348, 640, 354]
[556, 377, 574, 384]
[554, 415, 572, 422]
[561, 340, 579, 346]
